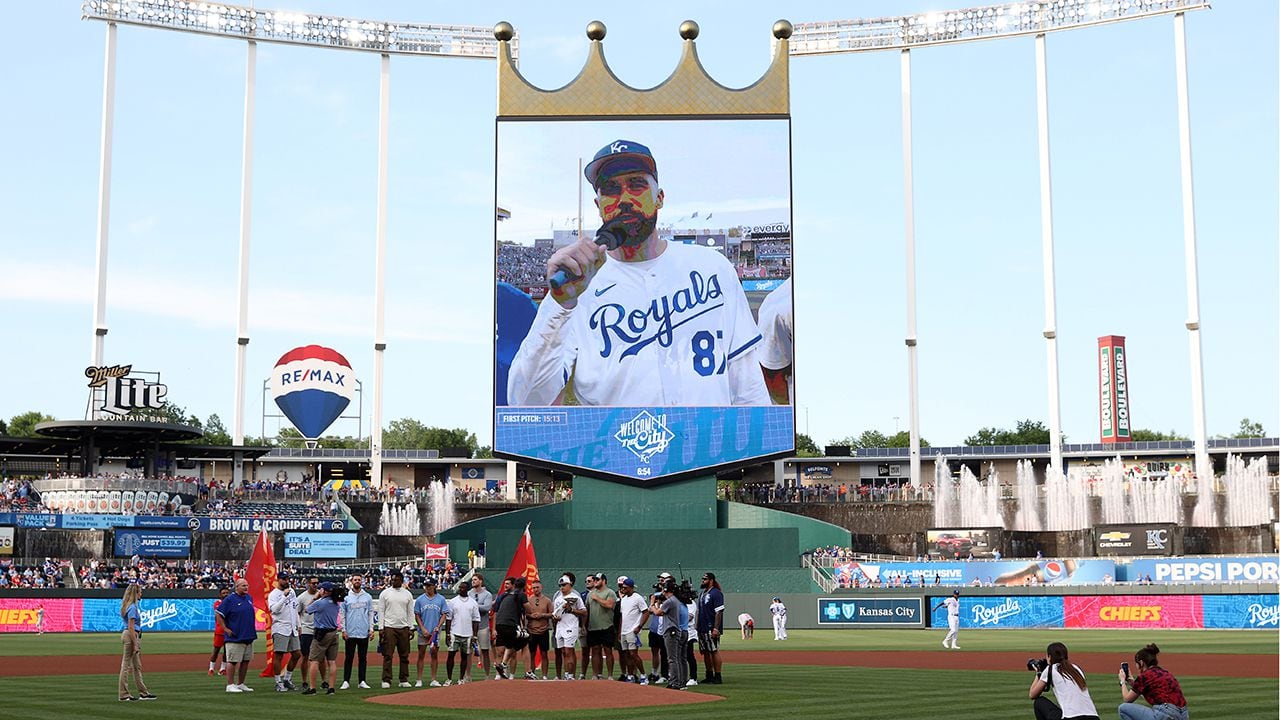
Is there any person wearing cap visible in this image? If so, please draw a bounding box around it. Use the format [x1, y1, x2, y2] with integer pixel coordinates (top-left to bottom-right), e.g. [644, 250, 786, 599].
[697, 572, 726, 684]
[584, 572, 618, 680]
[737, 612, 755, 640]
[932, 590, 963, 649]
[339, 574, 373, 690]
[412, 576, 448, 687]
[551, 573, 586, 680]
[444, 581, 480, 685]
[769, 596, 788, 641]
[506, 139, 771, 408]
[376, 571, 415, 688]
[616, 577, 649, 684]
[493, 576, 529, 679]
[267, 573, 301, 691]
[649, 580, 688, 690]
[217, 578, 257, 693]
[303, 582, 341, 695]
[647, 572, 672, 684]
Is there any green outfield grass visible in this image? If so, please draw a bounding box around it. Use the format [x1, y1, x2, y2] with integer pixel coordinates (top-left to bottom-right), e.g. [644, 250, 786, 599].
[1, 630, 1275, 719]
[2, 628, 1275, 656]
[0, 662, 1273, 720]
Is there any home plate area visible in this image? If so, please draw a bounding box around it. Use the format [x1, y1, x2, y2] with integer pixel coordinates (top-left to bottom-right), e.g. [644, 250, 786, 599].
[366, 679, 724, 710]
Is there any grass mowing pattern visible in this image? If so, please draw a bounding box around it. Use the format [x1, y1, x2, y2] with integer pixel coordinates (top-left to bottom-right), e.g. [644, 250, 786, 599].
[2, 628, 1274, 656]
[0, 665, 1273, 720]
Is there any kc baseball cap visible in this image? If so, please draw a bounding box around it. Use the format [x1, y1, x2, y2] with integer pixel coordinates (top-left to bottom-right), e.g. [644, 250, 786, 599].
[319, 581, 336, 591]
[589, 572, 607, 582]
[703, 572, 717, 581]
[424, 576, 438, 586]
[619, 577, 635, 587]
[657, 572, 673, 580]
[558, 575, 573, 586]
[953, 589, 961, 596]
[584, 140, 658, 189]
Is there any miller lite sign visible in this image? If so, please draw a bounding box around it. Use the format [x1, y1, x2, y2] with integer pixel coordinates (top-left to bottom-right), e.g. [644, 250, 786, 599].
[85, 365, 168, 419]
[1098, 336, 1131, 444]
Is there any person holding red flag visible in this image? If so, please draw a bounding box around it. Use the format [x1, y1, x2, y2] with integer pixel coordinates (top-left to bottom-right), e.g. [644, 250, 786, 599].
[245, 529, 278, 679]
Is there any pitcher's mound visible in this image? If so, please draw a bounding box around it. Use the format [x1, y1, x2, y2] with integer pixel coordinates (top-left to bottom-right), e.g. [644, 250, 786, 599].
[367, 680, 724, 709]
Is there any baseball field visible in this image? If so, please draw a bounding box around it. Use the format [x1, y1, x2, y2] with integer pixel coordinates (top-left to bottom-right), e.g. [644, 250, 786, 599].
[0, 628, 1274, 719]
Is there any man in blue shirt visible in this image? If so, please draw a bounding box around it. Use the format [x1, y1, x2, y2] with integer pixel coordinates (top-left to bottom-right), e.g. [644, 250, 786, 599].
[303, 582, 341, 695]
[216, 578, 257, 693]
[339, 575, 373, 690]
[413, 577, 449, 687]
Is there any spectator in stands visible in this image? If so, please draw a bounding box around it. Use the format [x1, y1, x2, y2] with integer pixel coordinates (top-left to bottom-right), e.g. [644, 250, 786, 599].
[118, 583, 156, 702]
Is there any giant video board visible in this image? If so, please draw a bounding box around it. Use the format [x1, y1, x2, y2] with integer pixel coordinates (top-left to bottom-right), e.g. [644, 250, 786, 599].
[493, 118, 795, 484]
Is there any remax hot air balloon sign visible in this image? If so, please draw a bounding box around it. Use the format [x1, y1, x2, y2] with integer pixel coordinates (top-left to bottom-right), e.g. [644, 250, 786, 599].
[270, 345, 356, 440]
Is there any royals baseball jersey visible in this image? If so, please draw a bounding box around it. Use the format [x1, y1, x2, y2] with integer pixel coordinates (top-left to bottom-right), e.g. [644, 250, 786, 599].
[756, 277, 793, 400]
[507, 242, 770, 406]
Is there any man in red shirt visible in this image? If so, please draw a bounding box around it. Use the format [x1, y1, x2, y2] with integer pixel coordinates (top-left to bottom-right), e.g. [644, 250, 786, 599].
[208, 586, 230, 676]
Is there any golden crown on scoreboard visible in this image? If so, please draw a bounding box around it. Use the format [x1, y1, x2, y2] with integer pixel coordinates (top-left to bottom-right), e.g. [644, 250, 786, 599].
[493, 19, 791, 118]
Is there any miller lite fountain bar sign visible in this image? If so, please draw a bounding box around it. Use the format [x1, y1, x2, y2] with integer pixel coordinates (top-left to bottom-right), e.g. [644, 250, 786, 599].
[1097, 336, 1131, 444]
[85, 365, 169, 421]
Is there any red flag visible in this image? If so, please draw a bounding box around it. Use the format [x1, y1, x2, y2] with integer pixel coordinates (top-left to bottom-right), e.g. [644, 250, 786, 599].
[246, 529, 278, 677]
[504, 523, 539, 587]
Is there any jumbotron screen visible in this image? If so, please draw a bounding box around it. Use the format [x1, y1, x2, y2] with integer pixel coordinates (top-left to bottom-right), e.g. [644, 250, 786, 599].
[493, 118, 795, 484]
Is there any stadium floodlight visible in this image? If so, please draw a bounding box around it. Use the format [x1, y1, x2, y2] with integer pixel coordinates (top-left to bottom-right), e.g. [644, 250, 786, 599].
[80, 0, 516, 60]
[789, 0, 1209, 55]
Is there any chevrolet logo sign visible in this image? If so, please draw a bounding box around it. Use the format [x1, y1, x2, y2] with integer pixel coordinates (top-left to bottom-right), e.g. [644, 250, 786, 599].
[1100, 532, 1130, 542]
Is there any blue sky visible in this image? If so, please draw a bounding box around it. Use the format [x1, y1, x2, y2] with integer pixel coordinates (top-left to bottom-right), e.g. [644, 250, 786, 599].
[1, 1, 1275, 448]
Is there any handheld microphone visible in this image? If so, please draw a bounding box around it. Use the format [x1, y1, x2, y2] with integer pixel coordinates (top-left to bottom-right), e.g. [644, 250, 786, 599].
[547, 220, 627, 290]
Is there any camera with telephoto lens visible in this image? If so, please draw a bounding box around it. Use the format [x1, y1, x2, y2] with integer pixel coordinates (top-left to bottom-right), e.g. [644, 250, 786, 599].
[1027, 658, 1049, 673]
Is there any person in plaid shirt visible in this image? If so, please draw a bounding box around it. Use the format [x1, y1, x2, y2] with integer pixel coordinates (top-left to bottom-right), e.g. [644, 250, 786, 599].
[1118, 643, 1188, 720]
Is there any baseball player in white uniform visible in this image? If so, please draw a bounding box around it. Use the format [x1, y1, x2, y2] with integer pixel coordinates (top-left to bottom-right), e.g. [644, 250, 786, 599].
[932, 589, 961, 649]
[506, 140, 770, 407]
[768, 597, 788, 640]
[756, 277, 793, 405]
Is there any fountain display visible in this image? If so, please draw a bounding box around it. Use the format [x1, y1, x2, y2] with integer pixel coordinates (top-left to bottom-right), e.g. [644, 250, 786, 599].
[1012, 459, 1043, 531]
[378, 500, 421, 536]
[1096, 457, 1180, 525]
[1222, 454, 1275, 527]
[428, 478, 457, 534]
[932, 457, 1001, 529]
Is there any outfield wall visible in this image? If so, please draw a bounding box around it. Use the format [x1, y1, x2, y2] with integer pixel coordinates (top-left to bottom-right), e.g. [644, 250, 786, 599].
[4, 585, 1276, 633]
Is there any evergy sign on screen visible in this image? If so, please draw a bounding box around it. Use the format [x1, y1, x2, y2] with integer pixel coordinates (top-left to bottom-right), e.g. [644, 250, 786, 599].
[492, 118, 795, 484]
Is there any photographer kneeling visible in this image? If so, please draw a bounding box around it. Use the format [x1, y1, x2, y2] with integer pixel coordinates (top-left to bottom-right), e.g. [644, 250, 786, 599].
[1029, 642, 1100, 720]
[1117, 644, 1188, 720]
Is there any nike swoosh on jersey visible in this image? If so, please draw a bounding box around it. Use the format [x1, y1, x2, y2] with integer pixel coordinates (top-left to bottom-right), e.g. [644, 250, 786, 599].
[594, 283, 618, 297]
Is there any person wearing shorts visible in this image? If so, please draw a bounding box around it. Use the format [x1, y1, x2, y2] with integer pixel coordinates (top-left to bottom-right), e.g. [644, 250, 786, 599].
[303, 582, 341, 695]
[445, 582, 480, 684]
[468, 574, 494, 678]
[584, 572, 617, 680]
[413, 578, 448, 687]
[217, 578, 257, 693]
[616, 577, 649, 684]
[551, 574, 586, 680]
[267, 573, 301, 691]
[208, 586, 229, 676]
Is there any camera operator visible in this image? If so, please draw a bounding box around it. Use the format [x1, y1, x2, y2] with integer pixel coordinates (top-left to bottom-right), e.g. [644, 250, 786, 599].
[303, 582, 342, 695]
[650, 579, 688, 690]
[1028, 642, 1099, 720]
[647, 573, 672, 684]
[1117, 644, 1189, 720]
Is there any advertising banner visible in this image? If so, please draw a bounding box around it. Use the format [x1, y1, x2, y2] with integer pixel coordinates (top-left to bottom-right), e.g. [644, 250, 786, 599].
[927, 528, 998, 559]
[493, 119, 795, 484]
[1202, 594, 1280, 629]
[59, 514, 134, 529]
[817, 597, 924, 626]
[283, 532, 358, 559]
[1098, 335, 1131, 443]
[0, 598, 82, 633]
[189, 517, 346, 533]
[836, 559, 1116, 588]
[1094, 525, 1174, 557]
[0, 526, 13, 556]
[1121, 556, 1280, 583]
[927, 595, 1065, 629]
[1064, 595, 1203, 629]
[113, 529, 191, 558]
[83, 597, 217, 633]
[424, 543, 449, 560]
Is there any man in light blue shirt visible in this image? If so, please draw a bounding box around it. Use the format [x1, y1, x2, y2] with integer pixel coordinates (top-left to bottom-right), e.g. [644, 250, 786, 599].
[339, 575, 373, 690]
[413, 578, 449, 687]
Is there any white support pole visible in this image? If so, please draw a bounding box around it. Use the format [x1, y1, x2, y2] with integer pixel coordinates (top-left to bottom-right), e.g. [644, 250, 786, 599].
[233, 41, 256, 450]
[1035, 34, 1064, 474]
[371, 53, 391, 488]
[91, 22, 118, 367]
[1173, 13, 1209, 479]
[901, 49, 922, 489]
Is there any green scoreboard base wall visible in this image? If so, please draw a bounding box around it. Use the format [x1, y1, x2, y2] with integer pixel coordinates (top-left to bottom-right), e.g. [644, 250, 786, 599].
[439, 474, 849, 593]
